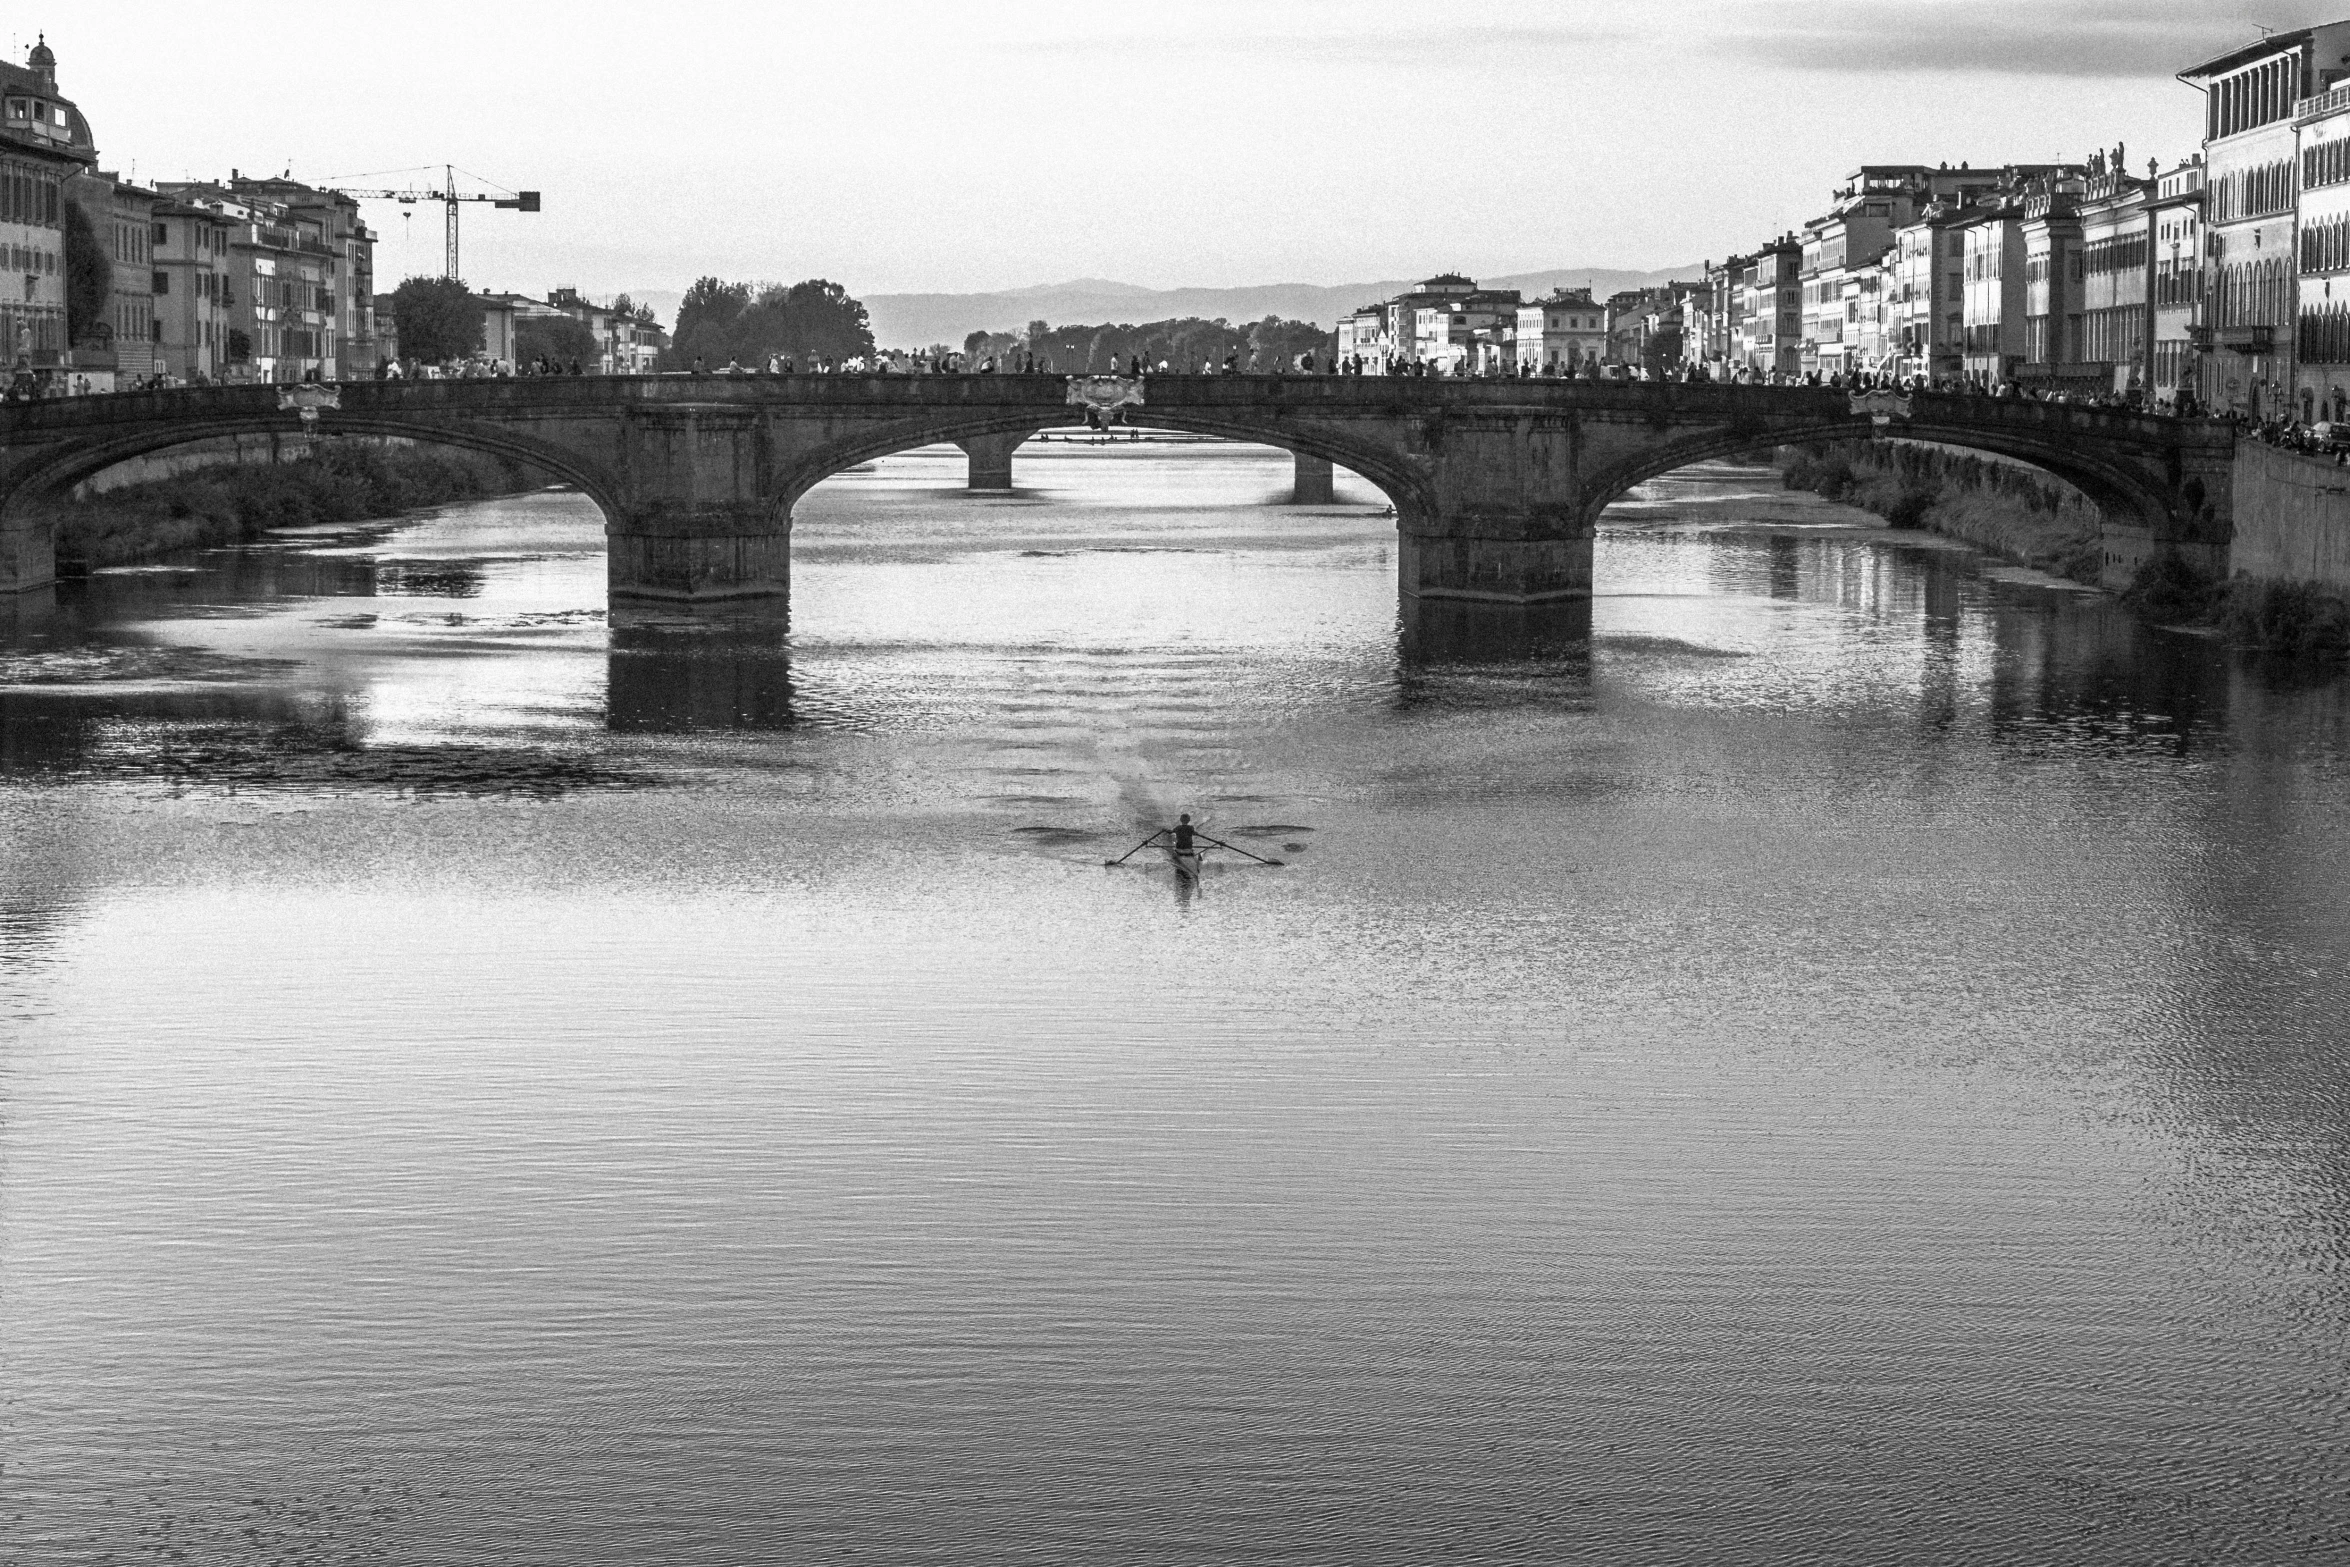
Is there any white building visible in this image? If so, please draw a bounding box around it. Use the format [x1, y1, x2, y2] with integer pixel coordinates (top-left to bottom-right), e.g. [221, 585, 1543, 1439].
[2180, 21, 2350, 417]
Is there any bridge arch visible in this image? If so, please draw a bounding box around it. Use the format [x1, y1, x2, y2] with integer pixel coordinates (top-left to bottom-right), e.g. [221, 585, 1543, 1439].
[0, 411, 625, 532]
[1574, 411, 2186, 541]
[774, 406, 1434, 525]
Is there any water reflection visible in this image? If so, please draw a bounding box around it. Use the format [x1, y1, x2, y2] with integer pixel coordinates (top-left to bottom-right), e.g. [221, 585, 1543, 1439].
[1397, 595, 1594, 665]
[6, 452, 2350, 1566]
[607, 601, 794, 733]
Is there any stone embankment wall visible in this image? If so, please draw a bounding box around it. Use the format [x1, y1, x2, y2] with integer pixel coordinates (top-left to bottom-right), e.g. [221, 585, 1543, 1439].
[69, 432, 331, 497]
[2228, 440, 2350, 591]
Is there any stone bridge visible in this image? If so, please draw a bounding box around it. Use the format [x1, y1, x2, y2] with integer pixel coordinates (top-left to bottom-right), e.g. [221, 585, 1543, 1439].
[0, 376, 2239, 604]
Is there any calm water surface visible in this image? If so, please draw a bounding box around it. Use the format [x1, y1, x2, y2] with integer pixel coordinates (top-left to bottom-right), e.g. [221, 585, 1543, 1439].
[2, 441, 2348, 1565]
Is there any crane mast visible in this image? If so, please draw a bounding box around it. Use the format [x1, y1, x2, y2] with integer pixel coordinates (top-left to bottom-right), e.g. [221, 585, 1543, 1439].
[328, 165, 541, 281]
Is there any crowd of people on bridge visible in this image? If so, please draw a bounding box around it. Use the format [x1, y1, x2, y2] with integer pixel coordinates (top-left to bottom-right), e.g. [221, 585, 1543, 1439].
[0, 343, 2255, 442]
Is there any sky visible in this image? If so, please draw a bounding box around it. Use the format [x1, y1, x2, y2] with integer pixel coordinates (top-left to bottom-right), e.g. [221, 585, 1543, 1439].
[30, 0, 2347, 305]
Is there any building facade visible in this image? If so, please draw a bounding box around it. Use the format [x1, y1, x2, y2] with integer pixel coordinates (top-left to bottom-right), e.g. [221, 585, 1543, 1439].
[2297, 85, 2350, 420]
[2019, 175, 2085, 379]
[151, 197, 235, 381]
[1514, 287, 1605, 372]
[2182, 23, 2350, 415]
[2148, 156, 2207, 408]
[1960, 202, 2029, 386]
[229, 178, 375, 377]
[153, 181, 342, 382]
[2079, 157, 2153, 394]
[65, 169, 161, 383]
[1739, 239, 1802, 376]
[1, 36, 93, 373]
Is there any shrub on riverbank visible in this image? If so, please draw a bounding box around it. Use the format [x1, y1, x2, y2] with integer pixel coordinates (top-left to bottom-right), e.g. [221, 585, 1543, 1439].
[51, 442, 538, 570]
[2122, 555, 2350, 656]
[2217, 577, 2350, 657]
[2121, 551, 2218, 622]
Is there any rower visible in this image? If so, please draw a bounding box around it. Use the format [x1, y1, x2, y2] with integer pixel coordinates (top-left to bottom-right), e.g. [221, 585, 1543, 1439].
[1171, 814, 1195, 853]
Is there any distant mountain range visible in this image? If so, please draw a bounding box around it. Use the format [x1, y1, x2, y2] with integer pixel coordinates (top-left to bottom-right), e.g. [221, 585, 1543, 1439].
[619, 267, 1702, 347]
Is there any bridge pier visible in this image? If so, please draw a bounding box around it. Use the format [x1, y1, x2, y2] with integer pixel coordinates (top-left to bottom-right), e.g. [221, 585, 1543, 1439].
[608, 506, 790, 604]
[1291, 453, 1336, 505]
[957, 432, 1026, 490]
[1, 516, 55, 597]
[1398, 532, 1595, 602]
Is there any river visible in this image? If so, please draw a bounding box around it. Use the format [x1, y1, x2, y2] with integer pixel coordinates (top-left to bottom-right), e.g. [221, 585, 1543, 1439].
[3, 440, 2347, 1565]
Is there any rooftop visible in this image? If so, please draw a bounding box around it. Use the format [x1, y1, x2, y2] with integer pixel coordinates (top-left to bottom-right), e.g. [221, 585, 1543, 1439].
[2176, 22, 2344, 83]
[0, 36, 95, 167]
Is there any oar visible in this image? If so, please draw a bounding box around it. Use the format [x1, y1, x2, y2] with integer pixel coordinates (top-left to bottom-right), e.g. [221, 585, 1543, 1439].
[1104, 830, 1170, 866]
[1194, 831, 1285, 867]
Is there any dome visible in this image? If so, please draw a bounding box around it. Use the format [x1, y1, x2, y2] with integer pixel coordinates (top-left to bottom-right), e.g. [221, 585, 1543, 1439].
[27, 33, 53, 85]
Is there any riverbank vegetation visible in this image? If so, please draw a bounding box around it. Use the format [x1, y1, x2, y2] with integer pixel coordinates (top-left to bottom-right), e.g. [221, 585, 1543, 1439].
[2126, 554, 2350, 657]
[1778, 441, 2104, 582]
[51, 442, 540, 571]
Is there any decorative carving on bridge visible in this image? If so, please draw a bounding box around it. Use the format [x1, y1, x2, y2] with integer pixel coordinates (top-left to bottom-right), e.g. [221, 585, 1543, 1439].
[1065, 376, 1144, 414]
[1849, 390, 1912, 428]
[277, 384, 342, 430]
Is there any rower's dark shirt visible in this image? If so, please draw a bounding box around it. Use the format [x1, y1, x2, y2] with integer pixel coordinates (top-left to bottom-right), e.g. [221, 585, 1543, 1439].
[1173, 824, 1194, 851]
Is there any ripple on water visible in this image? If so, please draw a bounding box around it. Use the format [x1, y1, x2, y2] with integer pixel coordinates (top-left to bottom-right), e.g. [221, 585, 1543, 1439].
[3, 445, 2349, 1566]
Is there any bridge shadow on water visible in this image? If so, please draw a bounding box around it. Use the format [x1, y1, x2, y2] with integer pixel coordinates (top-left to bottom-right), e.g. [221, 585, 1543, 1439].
[605, 602, 795, 733]
[2, 524, 2327, 784]
[1397, 597, 1595, 667]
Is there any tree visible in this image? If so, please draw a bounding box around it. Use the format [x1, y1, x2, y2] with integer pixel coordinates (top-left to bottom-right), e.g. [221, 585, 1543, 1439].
[389, 275, 483, 364]
[769, 279, 876, 362]
[1019, 315, 1332, 374]
[517, 314, 600, 367]
[62, 195, 110, 347]
[611, 292, 661, 329]
[657, 276, 877, 369]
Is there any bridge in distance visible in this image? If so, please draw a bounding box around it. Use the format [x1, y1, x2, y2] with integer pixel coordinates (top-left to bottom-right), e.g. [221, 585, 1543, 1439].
[0, 377, 2238, 608]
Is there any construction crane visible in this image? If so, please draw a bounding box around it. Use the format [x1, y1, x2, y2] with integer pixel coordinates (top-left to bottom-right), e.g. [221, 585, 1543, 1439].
[326, 165, 540, 281]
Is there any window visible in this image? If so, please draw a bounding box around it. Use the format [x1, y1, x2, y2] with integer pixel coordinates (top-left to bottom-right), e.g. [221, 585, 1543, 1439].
[153, 270, 168, 294]
[153, 222, 168, 245]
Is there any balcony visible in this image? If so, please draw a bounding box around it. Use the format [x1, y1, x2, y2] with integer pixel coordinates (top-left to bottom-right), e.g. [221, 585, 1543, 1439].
[2299, 83, 2350, 122]
[2216, 324, 2277, 354]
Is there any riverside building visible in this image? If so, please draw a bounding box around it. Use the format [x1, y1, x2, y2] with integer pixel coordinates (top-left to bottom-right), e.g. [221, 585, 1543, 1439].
[218, 175, 376, 378]
[2148, 157, 2207, 409]
[1, 35, 95, 371]
[151, 197, 236, 381]
[2180, 21, 2350, 416]
[1959, 192, 2030, 387]
[1514, 287, 1605, 372]
[1889, 201, 1975, 383]
[153, 180, 340, 383]
[2019, 171, 2086, 383]
[2298, 78, 2350, 421]
[1740, 238, 1802, 376]
[1797, 166, 2009, 378]
[64, 169, 161, 384]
